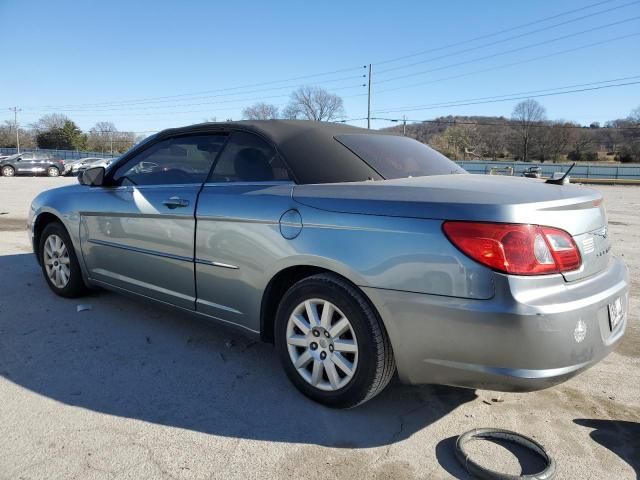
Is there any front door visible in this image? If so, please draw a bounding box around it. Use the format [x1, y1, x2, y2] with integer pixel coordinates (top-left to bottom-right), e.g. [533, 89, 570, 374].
[15, 153, 34, 173]
[80, 133, 227, 309]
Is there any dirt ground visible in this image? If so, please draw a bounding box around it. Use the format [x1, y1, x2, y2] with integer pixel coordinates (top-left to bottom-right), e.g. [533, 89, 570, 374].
[0, 176, 638, 480]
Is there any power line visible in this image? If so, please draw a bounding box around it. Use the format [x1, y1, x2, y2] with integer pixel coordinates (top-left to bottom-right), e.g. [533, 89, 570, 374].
[27, 82, 366, 114]
[375, 0, 639, 75]
[371, 80, 640, 113]
[20, 66, 368, 110]
[373, 75, 640, 113]
[375, 16, 640, 85]
[372, 117, 640, 130]
[369, 32, 640, 96]
[374, 0, 620, 66]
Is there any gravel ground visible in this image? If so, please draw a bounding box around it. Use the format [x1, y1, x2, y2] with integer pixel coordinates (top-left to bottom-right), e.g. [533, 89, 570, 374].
[0, 176, 638, 480]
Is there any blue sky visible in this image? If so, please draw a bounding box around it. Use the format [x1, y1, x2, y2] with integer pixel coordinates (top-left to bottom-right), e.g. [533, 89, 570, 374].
[1, 0, 639, 134]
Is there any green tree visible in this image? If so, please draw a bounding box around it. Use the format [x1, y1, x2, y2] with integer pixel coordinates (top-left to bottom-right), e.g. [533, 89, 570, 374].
[36, 120, 87, 150]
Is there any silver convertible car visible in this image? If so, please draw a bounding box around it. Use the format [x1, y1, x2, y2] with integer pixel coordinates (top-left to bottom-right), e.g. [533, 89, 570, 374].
[29, 120, 629, 408]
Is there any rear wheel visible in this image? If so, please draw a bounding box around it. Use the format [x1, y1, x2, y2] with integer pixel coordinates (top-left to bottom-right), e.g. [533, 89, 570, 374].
[47, 166, 60, 177]
[1, 165, 15, 177]
[275, 273, 395, 408]
[39, 222, 88, 297]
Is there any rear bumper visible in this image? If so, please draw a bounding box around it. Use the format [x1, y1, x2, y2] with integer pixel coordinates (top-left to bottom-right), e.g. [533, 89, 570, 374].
[363, 256, 629, 391]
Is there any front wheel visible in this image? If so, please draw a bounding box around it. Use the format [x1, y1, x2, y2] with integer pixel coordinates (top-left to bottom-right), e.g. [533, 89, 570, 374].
[39, 222, 88, 297]
[47, 166, 60, 177]
[275, 273, 396, 408]
[1, 165, 15, 177]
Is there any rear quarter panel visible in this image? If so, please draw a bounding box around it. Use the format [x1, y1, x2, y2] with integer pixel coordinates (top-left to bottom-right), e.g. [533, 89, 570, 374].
[195, 183, 494, 332]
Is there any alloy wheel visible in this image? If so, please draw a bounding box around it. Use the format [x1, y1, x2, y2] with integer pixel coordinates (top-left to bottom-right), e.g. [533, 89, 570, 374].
[2, 166, 14, 177]
[48, 167, 60, 177]
[43, 234, 71, 288]
[286, 298, 359, 391]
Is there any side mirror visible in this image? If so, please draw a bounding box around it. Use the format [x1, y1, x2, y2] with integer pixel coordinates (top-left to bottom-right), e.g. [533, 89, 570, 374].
[79, 166, 106, 186]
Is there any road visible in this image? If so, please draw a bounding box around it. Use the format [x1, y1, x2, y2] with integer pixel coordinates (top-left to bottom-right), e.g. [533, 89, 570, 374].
[0, 177, 638, 479]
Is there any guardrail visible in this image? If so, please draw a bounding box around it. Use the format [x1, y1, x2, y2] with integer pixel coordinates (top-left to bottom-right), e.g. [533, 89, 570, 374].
[456, 161, 640, 180]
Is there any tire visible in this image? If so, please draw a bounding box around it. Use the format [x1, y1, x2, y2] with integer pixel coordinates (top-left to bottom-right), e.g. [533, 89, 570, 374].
[275, 273, 395, 408]
[1, 165, 15, 177]
[39, 222, 88, 298]
[47, 166, 60, 177]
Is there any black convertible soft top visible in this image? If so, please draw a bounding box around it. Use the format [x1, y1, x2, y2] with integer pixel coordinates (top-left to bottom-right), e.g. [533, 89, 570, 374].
[150, 120, 390, 184]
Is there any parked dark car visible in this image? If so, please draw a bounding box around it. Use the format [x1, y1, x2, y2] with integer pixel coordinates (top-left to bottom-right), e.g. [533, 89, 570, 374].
[0, 152, 65, 177]
[523, 166, 543, 178]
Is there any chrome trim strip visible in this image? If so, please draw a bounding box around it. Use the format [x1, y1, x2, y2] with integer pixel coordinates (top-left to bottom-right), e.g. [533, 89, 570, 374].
[212, 261, 239, 270]
[80, 212, 190, 220]
[87, 238, 192, 263]
[195, 258, 239, 269]
[195, 215, 276, 225]
[196, 298, 243, 315]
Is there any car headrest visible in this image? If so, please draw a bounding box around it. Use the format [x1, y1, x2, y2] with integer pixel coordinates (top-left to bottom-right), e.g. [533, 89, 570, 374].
[234, 148, 273, 181]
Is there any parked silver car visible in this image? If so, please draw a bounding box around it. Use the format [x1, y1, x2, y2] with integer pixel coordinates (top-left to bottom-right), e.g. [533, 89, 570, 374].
[28, 121, 629, 408]
[64, 157, 109, 175]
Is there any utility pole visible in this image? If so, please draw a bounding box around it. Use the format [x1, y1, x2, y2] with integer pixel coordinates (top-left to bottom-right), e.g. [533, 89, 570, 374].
[110, 131, 114, 155]
[402, 115, 407, 136]
[8, 107, 22, 153]
[367, 64, 372, 129]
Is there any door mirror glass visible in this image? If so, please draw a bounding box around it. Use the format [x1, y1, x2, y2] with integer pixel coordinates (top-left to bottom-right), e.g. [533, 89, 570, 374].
[79, 166, 105, 186]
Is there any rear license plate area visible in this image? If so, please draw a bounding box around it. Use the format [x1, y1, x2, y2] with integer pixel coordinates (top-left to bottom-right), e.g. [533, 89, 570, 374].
[608, 296, 625, 331]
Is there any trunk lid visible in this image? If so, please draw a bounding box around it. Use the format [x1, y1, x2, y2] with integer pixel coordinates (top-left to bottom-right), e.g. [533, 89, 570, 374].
[293, 175, 609, 281]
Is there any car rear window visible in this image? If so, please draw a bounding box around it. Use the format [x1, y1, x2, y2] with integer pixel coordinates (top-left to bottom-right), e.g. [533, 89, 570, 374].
[334, 134, 467, 179]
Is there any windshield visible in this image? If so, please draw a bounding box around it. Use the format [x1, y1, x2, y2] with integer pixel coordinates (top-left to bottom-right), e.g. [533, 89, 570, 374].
[335, 134, 466, 179]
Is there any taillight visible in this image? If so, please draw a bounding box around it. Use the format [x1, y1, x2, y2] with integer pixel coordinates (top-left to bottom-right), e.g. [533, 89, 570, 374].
[442, 221, 581, 275]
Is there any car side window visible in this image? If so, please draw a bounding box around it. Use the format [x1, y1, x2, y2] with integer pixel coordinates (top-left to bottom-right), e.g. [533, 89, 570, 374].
[208, 131, 292, 182]
[111, 134, 227, 186]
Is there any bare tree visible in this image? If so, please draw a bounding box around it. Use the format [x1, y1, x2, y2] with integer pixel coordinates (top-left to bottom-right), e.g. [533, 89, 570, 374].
[547, 122, 573, 162]
[477, 124, 506, 160]
[86, 122, 136, 154]
[443, 124, 483, 159]
[531, 124, 553, 162]
[242, 102, 279, 120]
[283, 86, 344, 121]
[511, 99, 546, 161]
[30, 113, 71, 134]
[567, 129, 595, 160]
[0, 120, 35, 148]
[629, 105, 640, 123]
[87, 122, 117, 153]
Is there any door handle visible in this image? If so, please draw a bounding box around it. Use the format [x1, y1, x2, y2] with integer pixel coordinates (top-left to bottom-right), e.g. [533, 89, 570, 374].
[162, 196, 190, 209]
